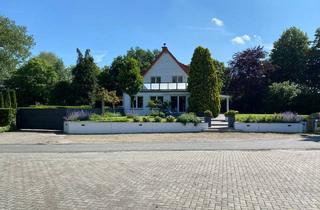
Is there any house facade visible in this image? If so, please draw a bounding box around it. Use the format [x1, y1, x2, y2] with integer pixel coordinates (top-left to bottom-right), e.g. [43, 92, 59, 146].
[123, 45, 230, 115]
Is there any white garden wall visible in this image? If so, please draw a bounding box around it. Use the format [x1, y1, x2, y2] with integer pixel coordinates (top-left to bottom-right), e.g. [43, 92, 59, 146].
[235, 122, 307, 133]
[64, 121, 208, 134]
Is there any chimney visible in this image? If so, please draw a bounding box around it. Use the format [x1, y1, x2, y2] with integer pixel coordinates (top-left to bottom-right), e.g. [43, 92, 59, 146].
[162, 43, 168, 51]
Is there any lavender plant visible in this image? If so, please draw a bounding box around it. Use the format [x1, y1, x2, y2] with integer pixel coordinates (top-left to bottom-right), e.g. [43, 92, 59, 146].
[64, 110, 91, 121]
[280, 112, 303, 123]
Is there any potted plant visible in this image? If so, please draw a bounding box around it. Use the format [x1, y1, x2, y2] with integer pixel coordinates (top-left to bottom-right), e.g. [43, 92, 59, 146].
[224, 110, 238, 128]
[204, 110, 213, 127]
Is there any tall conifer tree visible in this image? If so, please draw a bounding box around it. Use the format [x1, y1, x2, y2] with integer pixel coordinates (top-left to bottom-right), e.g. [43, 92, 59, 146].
[188, 46, 221, 117]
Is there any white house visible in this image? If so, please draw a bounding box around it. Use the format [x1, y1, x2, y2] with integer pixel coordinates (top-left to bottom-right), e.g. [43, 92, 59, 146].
[123, 44, 230, 115]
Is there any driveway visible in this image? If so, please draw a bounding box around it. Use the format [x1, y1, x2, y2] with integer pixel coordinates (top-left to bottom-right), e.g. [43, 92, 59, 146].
[0, 131, 320, 209]
[0, 151, 319, 210]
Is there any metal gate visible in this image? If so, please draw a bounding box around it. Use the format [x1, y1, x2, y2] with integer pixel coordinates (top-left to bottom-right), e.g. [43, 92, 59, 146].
[16, 108, 98, 130]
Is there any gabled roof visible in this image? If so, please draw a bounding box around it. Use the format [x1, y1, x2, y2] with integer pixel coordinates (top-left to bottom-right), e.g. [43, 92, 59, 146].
[142, 45, 189, 76]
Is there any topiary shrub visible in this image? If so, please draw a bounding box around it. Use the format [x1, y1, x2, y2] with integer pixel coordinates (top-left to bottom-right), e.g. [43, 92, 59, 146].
[154, 116, 162, 122]
[177, 113, 201, 125]
[204, 110, 213, 117]
[224, 110, 239, 117]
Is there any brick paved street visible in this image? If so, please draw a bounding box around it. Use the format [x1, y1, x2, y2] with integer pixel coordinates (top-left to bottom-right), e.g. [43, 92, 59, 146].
[0, 151, 319, 210]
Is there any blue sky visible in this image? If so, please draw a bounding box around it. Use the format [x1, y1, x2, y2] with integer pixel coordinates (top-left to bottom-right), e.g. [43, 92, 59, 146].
[1, 0, 320, 67]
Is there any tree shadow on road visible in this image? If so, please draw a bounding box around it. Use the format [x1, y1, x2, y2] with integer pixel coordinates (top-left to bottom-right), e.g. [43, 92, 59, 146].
[300, 134, 320, 142]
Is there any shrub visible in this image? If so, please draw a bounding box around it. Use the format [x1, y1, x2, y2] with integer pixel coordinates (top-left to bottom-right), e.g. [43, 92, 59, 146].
[133, 116, 140, 122]
[154, 116, 162, 122]
[166, 115, 175, 122]
[126, 114, 134, 118]
[89, 114, 129, 122]
[281, 111, 303, 123]
[177, 113, 201, 125]
[309, 112, 320, 119]
[204, 110, 213, 117]
[159, 112, 166, 118]
[102, 112, 122, 117]
[64, 110, 91, 121]
[267, 81, 301, 112]
[26, 105, 92, 109]
[143, 116, 151, 122]
[149, 111, 165, 117]
[224, 110, 239, 117]
[0, 108, 16, 129]
[0, 125, 10, 133]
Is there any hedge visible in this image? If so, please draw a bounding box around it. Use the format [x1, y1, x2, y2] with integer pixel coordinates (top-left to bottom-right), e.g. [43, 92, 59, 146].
[235, 113, 308, 123]
[0, 108, 16, 129]
[21, 105, 92, 109]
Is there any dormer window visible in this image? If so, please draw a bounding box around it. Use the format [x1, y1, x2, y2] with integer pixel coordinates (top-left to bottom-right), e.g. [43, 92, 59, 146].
[172, 76, 183, 83]
[151, 76, 161, 83]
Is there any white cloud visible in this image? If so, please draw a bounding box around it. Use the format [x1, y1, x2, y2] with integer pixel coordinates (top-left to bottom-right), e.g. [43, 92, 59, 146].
[231, 34, 251, 45]
[211, 17, 224, 26]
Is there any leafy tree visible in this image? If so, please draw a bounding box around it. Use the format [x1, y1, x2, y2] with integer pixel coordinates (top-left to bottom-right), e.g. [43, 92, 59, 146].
[71, 49, 98, 105]
[266, 81, 301, 112]
[7, 58, 58, 106]
[271, 27, 309, 83]
[98, 65, 121, 94]
[0, 92, 4, 108]
[98, 47, 159, 94]
[50, 81, 72, 105]
[36, 52, 71, 81]
[4, 90, 11, 108]
[188, 46, 221, 117]
[126, 47, 160, 72]
[105, 90, 120, 112]
[96, 88, 120, 113]
[228, 46, 275, 113]
[292, 87, 320, 114]
[96, 87, 109, 114]
[305, 28, 320, 91]
[213, 59, 227, 93]
[0, 16, 34, 86]
[116, 57, 143, 106]
[10, 90, 17, 108]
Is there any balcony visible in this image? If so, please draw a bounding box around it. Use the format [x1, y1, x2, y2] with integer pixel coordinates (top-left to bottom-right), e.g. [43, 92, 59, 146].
[142, 83, 188, 91]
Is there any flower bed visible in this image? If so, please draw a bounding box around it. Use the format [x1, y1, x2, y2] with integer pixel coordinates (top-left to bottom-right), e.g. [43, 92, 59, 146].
[63, 112, 207, 134]
[234, 112, 307, 133]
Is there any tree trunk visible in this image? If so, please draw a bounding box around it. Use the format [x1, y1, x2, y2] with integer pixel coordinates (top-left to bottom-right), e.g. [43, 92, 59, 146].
[101, 100, 105, 115]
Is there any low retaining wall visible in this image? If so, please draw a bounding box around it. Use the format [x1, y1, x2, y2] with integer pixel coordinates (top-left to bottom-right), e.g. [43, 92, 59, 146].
[235, 122, 307, 133]
[64, 121, 208, 134]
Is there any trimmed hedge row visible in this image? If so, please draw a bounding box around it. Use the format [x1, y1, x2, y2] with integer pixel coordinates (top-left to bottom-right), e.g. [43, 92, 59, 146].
[0, 108, 16, 129]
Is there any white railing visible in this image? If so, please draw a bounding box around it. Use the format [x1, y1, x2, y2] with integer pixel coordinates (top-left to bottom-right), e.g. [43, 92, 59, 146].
[143, 83, 188, 90]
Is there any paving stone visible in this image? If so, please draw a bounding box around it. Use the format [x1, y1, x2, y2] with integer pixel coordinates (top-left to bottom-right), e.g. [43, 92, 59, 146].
[0, 151, 319, 209]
